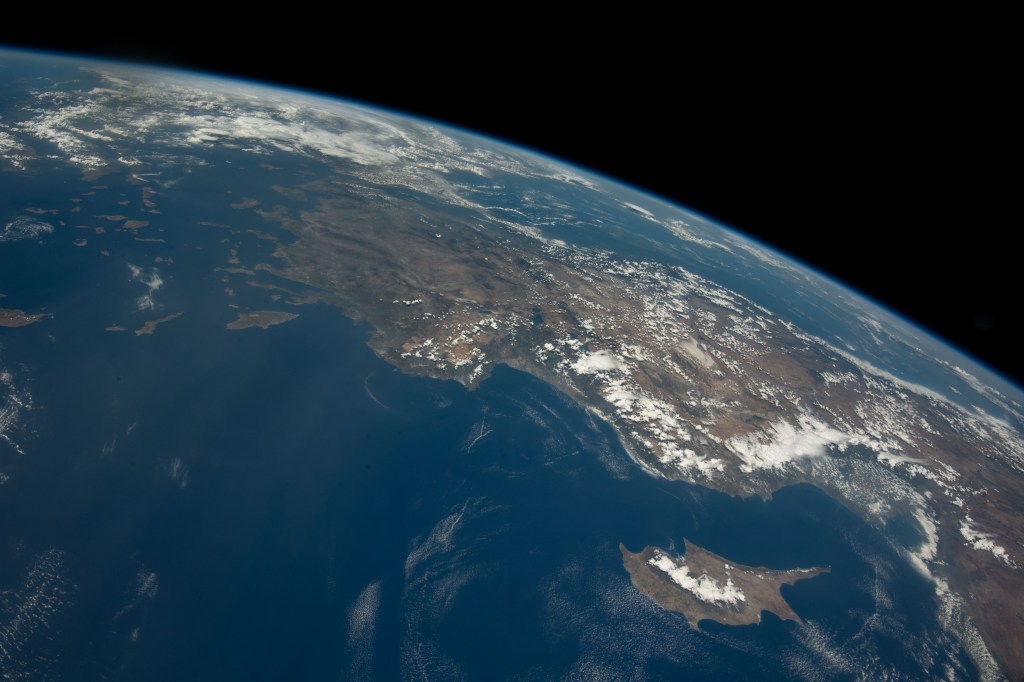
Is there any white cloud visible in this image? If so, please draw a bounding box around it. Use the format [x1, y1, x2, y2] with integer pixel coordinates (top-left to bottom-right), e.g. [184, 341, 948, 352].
[128, 264, 163, 310]
[177, 112, 402, 165]
[1, 216, 54, 242]
[348, 580, 382, 679]
[648, 552, 745, 605]
[135, 569, 159, 599]
[960, 516, 1018, 568]
[726, 413, 859, 472]
[0, 130, 24, 153]
[572, 349, 625, 375]
[167, 457, 189, 488]
[623, 202, 655, 219]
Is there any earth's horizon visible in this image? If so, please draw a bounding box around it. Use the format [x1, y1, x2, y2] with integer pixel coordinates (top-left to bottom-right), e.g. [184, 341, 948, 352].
[1, 49, 1022, 680]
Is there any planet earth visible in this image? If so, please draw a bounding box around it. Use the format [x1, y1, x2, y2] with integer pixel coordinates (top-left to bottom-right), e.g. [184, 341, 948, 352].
[1, 49, 1022, 681]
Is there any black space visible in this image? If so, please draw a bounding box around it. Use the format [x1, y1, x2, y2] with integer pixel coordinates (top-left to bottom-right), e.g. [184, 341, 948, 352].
[2, 22, 1018, 386]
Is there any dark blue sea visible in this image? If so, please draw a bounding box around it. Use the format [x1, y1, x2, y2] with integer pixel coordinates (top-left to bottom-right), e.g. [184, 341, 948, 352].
[0, 139, 978, 679]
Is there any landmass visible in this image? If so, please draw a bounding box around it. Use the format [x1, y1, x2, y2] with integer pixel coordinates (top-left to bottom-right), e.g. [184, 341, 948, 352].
[243, 279, 321, 305]
[272, 184, 308, 202]
[620, 541, 828, 627]
[134, 312, 184, 336]
[236, 185, 1024, 677]
[3, 71, 1021, 675]
[123, 220, 149, 230]
[0, 307, 49, 327]
[226, 310, 298, 330]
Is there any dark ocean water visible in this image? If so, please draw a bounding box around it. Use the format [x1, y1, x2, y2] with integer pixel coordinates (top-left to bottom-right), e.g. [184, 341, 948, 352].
[0, 127, 978, 679]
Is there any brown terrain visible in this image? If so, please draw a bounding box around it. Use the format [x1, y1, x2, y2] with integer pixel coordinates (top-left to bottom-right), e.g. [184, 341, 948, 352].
[226, 181, 1024, 677]
[2, 92, 1021, 674]
[620, 541, 828, 627]
[134, 312, 184, 336]
[0, 308, 49, 328]
[226, 310, 299, 330]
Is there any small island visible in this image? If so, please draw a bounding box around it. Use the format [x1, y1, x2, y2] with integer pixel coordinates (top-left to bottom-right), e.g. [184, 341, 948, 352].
[226, 310, 298, 330]
[134, 312, 184, 336]
[230, 197, 259, 209]
[620, 540, 828, 628]
[0, 307, 49, 327]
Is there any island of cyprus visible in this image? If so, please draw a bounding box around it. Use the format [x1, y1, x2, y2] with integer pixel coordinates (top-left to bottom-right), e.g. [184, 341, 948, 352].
[620, 541, 828, 627]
